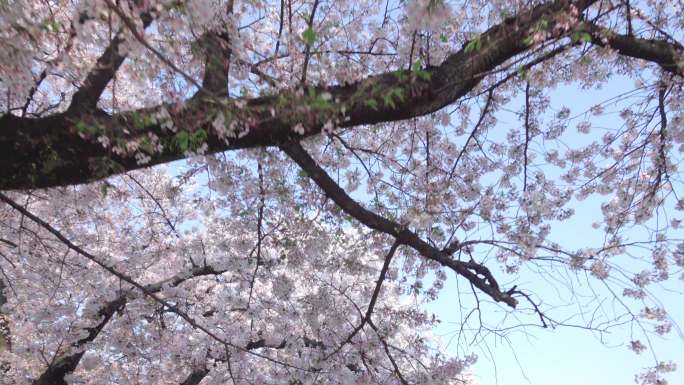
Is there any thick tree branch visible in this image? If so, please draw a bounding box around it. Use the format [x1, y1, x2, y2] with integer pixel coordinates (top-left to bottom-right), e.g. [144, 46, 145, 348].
[30, 263, 225, 385]
[279, 140, 518, 307]
[586, 23, 684, 76]
[0, 0, 599, 190]
[200, 32, 232, 95]
[300, 0, 320, 84]
[103, 0, 203, 92]
[200, 0, 234, 95]
[180, 367, 210, 385]
[67, 9, 155, 114]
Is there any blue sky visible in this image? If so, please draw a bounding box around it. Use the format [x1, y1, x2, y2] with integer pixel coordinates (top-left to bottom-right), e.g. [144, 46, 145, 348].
[162, 26, 684, 383]
[423, 74, 684, 385]
[426, 230, 684, 385]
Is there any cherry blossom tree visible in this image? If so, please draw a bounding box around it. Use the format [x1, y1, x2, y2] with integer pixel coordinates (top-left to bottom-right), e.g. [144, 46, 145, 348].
[0, 0, 683, 384]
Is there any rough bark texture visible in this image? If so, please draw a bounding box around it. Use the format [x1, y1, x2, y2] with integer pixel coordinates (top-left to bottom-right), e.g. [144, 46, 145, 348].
[0, 0, 682, 382]
[1, 1, 682, 191]
[0, 0, 642, 191]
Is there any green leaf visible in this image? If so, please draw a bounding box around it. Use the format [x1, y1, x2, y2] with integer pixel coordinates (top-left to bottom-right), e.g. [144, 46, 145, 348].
[430, 225, 444, 237]
[411, 60, 432, 81]
[75, 121, 89, 134]
[382, 94, 395, 109]
[311, 98, 331, 110]
[364, 99, 379, 110]
[139, 139, 156, 154]
[100, 183, 111, 197]
[535, 18, 549, 31]
[302, 27, 317, 46]
[381, 87, 405, 109]
[464, 37, 481, 53]
[389, 87, 404, 102]
[416, 70, 431, 81]
[440, 33, 448, 43]
[43, 19, 60, 32]
[307, 87, 332, 110]
[173, 129, 207, 153]
[132, 112, 145, 128]
[522, 36, 535, 46]
[571, 31, 592, 44]
[75, 121, 99, 135]
[580, 32, 592, 43]
[192, 128, 208, 145]
[175, 131, 190, 152]
[571, 32, 580, 44]
[392, 69, 408, 82]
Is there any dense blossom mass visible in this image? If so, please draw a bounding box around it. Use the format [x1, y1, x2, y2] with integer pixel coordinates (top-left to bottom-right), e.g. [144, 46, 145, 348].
[0, 0, 683, 384]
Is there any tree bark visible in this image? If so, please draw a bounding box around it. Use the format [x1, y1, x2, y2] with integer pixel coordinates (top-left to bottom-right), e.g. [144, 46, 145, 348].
[0, 0, 625, 191]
